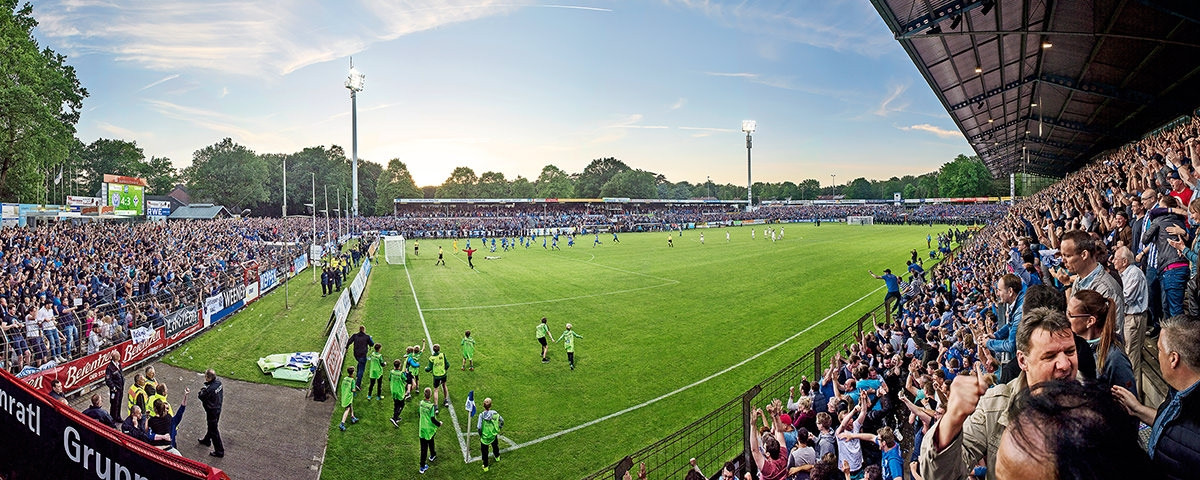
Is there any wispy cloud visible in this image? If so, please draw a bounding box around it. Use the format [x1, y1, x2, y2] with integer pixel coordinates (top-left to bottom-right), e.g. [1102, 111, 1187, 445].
[670, 98, 687, 110]
[138, 73, 179, 91]
[604, 114, 667, 129]
[874, 84, 909, 116]
[95, 121, 147, 139]
[219, 86, 229, 98]
[678, 126, 736, 138]
[706, 71, 859, 100]
[898, 124, 962, 139]
[670, 0, 894, 57]
[35, 1, 609, 77]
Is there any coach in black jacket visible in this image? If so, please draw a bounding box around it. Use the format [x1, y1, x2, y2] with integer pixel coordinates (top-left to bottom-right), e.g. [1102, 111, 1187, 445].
[1115, 316, 1200, 480]
[198, 368, 225, 457]
[104, 351, 123, 424]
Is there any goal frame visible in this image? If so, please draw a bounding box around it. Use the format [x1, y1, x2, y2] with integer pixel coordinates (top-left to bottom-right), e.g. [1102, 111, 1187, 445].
[383, 235, 406, 265]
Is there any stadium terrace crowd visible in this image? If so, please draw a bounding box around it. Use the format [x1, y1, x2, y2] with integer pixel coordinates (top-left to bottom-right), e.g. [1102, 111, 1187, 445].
[383, 203, 1006, 238]
[0, 219, 318, 374]
[693, 115, 1200, 480]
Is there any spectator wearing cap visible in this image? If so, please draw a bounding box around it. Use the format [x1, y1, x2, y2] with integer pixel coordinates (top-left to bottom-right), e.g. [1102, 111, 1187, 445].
[919, 307, 1079, 480]
[1168, 170, 1194, 207]
[1112, 315, 1200, 480]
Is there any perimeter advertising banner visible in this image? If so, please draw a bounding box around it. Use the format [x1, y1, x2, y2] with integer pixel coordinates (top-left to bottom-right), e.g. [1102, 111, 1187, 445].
[0, 369, 227, 480]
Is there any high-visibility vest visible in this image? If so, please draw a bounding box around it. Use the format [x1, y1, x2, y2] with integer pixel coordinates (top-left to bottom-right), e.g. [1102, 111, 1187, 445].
[127, 385, 146, 412]
[146, 393, 172, 417]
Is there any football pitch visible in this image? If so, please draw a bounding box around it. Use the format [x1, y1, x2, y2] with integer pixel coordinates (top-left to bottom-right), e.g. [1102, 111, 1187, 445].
[318, 223, 944, 479]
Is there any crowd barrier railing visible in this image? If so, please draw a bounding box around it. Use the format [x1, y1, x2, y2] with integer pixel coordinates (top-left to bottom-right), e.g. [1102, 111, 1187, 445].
[582, 302, 888, 480]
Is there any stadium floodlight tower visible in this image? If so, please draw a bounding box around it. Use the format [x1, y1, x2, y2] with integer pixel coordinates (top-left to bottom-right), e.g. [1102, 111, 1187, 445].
[345, 58, 366, 217]
[742, 120, 756, 212]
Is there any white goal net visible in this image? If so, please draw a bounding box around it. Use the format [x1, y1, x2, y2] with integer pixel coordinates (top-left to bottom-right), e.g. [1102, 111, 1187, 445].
[383, 235, 406, 265]
[847, 215, 874, 225]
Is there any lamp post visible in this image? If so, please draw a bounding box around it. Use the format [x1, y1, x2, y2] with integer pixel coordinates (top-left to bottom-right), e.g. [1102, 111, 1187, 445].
[742, 120, 756, 212]
[831, 174, 837, 195]
[345, 59, 365, 218]
[282, 158, 287, 218]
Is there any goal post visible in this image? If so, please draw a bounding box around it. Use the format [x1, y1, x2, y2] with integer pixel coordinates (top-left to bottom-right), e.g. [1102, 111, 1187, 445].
[846, 215, 874, 225]
[383, 235, 406, 265]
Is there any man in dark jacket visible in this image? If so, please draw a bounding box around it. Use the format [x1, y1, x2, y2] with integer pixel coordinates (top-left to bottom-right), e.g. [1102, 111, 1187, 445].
[1113, 315, 1200, 479]
[1142, 197, 1189, 319]
[348, 325, 373, 390]
[198, 368, 225, 457]
[104, 351, 123, 423]
[82, 393, 115, 427]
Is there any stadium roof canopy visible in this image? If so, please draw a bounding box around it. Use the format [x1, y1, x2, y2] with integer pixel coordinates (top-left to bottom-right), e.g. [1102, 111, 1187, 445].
[869, 0, 1200, 177]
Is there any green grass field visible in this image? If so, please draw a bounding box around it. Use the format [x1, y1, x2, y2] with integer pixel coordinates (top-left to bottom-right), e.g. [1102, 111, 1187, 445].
[314, 224, 944, 479]
[163, 224, 950, 479]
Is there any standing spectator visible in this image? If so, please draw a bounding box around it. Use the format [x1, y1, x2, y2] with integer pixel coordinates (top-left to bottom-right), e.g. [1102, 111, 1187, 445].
[82, 393, 115, 427]
[347, 325, 373, 390]
[1112, 315, 1200, 480]
[869, 269, 902, 320]
[197, 368, 224, 458]
[999, 380, 1156, 479]
[786, 427, 818, 480]
[815, 412, 838, 461]
[418, 387, 442, 474]
[477, 397, 504, 472]
[1068, 290, 1137, 396]
[1141, 200, 1187, 319]
[985, 274, 1025, 382]
[1055, 230, 1126, 341]
[838, 426, 903, 480]
[1115, 246, 1149, 390]
[105, 351, 124, 424]
[919, 307, 1079, 480]
[750, 404, 789, 480]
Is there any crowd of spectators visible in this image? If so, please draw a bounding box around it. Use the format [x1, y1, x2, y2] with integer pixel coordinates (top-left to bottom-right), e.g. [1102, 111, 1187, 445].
[718, 114, 1200, 480]
[0, 218, 317, 375]
[382, 203, 1004, 238]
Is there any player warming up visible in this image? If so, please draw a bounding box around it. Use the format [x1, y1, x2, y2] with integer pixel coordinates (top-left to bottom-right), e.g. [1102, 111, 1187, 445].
[536, 317, 553, 362]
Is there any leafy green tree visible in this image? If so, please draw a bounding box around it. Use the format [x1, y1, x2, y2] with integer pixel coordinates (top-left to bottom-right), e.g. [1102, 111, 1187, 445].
[78, 138, 146, 195]
[375, 159, 422, 214]
[437, 166, 478, 198]
[509, 175, 535, 198]
[145, 156, 177, 195]
[844, 177, 874, 199]
[938, 154, 993, 197]
[356, 159, 383, 216]
[0, 0, 87, 202]
[798, 179, 821, 200]
[183, 138, 268, 211]
[477, 171, 508, 198]
[535, 164, 574, 198]
[600, 169, 657, 198]
[575, 157, 630, 197]
[902, 183, 917, 199]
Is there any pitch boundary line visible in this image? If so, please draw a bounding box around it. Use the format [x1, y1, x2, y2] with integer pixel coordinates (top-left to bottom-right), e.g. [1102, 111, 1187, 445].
[402, 263, 473, 462]
[422, 281, 679, 311]
[463, 284, 886, 462]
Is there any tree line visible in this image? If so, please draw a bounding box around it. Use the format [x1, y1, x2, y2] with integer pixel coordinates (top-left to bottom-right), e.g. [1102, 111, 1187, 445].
[2, 1, 1030, 216]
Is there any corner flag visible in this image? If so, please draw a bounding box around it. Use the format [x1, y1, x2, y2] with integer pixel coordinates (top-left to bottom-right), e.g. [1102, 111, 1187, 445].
[465, 390, 477, 418]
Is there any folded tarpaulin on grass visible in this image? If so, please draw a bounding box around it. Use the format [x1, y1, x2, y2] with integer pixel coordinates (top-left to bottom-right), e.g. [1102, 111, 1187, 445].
[257, 351, 319, 374]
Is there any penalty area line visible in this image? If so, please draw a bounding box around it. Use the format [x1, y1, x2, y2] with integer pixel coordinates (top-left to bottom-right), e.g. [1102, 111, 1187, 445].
[422, 281, 679, 311]
[464, 284, 886, 462]
[403, 263, 472, 463]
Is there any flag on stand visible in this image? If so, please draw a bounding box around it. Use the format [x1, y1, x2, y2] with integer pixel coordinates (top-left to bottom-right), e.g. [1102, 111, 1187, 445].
[465, 390, 477, 418]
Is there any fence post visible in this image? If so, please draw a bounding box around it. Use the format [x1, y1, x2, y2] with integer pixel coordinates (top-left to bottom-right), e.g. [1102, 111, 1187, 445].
[814, 341, 827, 379]
[742, 384, 762, 478]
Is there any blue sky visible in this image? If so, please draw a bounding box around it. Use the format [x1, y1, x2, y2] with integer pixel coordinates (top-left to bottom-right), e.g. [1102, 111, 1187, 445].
[31, 0, 971, 188]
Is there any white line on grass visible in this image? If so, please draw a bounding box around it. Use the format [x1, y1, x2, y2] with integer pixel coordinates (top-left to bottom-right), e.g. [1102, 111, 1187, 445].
[463, 284, 886, 462]
[402, 263, 473, 463]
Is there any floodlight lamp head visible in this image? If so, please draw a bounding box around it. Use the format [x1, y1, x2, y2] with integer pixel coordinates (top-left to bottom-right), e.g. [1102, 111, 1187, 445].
[346, 67, 366, 92]
[742, 120, 756, 133]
